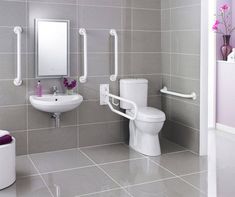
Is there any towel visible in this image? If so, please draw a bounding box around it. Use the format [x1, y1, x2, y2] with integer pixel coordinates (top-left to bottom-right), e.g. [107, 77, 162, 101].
[0, 135, 12, 145]
[0, 130, 10, 138]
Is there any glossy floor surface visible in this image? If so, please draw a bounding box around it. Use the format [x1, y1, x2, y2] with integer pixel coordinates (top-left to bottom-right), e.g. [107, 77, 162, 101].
[0, 137, 209, 197]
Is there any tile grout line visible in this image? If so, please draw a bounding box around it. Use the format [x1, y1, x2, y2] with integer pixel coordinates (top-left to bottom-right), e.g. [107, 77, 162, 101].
[147, 157, 207, 194]
[27, 155, 55, 197]
[79, 149, 134, 197]
[121, 145, 206, 194]
[77, 188, 129, 197]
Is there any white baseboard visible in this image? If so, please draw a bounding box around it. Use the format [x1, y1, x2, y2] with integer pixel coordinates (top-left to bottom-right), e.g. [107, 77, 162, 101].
[216, 123, 235, 134]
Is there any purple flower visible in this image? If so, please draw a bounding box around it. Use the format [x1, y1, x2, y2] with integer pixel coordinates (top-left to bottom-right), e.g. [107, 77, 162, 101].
[212, 20, 219, 31]
[63, 78, 77, 90]
[220, 4, 229, 12]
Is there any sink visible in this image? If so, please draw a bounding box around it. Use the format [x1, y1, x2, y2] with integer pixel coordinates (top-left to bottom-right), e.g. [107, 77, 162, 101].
[29, 94, 83, 113]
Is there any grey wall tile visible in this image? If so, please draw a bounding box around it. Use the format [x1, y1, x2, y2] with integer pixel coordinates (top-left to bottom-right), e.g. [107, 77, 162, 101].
[0, 27, 26, 53]
[78, 76, 118, 100]
[161, 0, 171, 9]
[121, 53, 161, 75]
[28, 126, 77, 154]
[161, 9, 171, 31]
[171, 6, 200, 30]
[170, 99, 199, 129]
[29, 0, 76, 4]
[133, 9, 161, 31]
[28, 106, 77, 130]
[162, 75, 171, 88]
[132, 0, 161, 9]
[148, 95, 161, 109]
[11, 131, 27, 156]
[0, 54, 26, 80]
[78, 53, 114, 77]
[0, 1, 26, 27]
[171, 76, 200, 104]
[0, 106, 27, 132]
[162, 0, 200, 9]
[161, 53, 171, 74]
[78, 6, 122, 29]
[86, 30, 121, 53]
[171, 54, 200, 79]
[78, 0, 122, 7]
[133, 31, 161, 52]
[161, 95, 171, 119]
[27, 2, 77, 28]
[161, 32, 171, 53]
[171, 31, 200, 54]
[79, 121, 124, 147]
[169, 0, 201, 8]
[162, 120, 199, 153]
[122, 8, 132, 30]
[134, 74, 162, 96]
[78, 100, 122, 125]
[0, 80, 26, 106]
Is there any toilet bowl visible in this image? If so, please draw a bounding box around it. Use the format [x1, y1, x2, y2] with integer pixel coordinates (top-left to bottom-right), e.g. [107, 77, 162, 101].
[127, 107, 165, 156]
[120, 78, 166, 156]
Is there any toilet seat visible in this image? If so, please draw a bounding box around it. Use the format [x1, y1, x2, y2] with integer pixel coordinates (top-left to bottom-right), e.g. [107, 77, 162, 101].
[127, 107, 166, 122]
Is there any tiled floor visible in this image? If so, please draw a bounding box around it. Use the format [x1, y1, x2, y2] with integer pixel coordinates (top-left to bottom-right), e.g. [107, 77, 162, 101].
[1, 138, 209, 197]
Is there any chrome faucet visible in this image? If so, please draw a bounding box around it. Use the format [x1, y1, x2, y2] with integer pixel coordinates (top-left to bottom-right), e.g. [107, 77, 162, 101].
[52, 86, 59, 96]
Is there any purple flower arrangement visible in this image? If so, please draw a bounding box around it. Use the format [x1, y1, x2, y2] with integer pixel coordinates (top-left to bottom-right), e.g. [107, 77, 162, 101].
[212, 4, 235, 35]
[63, 78, 77, 90]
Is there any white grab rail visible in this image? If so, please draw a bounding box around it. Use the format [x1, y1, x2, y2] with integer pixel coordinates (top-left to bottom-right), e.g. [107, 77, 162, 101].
[79, 28, 87, 83]
[13, 26, 23, 86]
[100, 84, 138, 120]
[160, 86, 197, 100]
[110, 29, 118, 81]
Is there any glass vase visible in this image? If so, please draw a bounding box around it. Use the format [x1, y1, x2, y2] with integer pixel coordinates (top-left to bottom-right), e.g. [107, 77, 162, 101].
[221, 35, 232, 61]
[66, 89, 74, 95]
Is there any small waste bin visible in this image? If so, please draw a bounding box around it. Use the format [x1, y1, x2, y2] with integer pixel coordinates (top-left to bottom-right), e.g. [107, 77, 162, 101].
[0, 137, 16, 190]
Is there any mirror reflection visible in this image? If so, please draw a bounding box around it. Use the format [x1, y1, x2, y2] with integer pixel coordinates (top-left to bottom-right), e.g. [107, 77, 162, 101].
[35, 19, 70, 78]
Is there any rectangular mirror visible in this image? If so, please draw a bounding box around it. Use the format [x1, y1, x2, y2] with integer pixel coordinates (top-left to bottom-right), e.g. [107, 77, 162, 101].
[35, 19, 70, 78]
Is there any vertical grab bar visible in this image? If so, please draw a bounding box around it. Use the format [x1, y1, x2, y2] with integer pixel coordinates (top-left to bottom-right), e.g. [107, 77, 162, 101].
[110, 29, 118, 81]
[79, 28, 87, 83]
[13, 26, 23, 86]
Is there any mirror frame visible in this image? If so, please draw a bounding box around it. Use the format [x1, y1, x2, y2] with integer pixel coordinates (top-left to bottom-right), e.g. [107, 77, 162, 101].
[35, 18, 70, 79]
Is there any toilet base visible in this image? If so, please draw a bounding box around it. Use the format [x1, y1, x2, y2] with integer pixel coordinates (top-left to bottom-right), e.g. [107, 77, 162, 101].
[129, 125, 161, 156]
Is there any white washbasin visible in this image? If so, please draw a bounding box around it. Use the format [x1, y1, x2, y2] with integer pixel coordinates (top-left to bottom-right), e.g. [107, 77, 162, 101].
[29, 94, 83, 113]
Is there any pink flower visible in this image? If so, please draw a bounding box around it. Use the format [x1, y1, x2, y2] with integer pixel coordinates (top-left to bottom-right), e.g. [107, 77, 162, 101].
[220, 4, 229, 12]
[212, 20, 220, 31]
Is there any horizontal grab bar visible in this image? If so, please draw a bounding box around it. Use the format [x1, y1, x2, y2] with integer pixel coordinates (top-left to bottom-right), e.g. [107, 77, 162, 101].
[160, 86, 197, 100]
[100, 84, 138, 120]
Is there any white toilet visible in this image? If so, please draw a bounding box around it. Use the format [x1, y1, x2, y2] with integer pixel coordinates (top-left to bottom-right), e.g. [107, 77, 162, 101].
[120, 79, 166, 156]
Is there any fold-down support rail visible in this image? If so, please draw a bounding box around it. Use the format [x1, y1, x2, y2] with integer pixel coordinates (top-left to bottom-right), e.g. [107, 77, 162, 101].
[100, 84, 138, 120]
[160, 86, 197, 100]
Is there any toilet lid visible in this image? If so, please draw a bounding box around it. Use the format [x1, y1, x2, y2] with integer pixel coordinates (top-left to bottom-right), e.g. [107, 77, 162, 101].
[128, 107, 166, 122]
